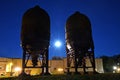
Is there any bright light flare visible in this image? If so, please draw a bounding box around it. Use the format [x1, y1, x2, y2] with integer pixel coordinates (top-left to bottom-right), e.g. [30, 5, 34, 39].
[113, 66, 117, 70]
[14, 67, 21, 72]
[54, 41, 61, 47]
[57, 68, 63, 72]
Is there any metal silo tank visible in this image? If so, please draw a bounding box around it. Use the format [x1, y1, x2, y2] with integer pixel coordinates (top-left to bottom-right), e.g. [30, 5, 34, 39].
[66, 11, 94, 50]
[21, 5, 50, 50]
[20, 6, 50, 75]
[65, 11, 96, 74]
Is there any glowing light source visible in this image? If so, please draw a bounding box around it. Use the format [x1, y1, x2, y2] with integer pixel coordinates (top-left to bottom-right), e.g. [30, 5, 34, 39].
[6, 62, 13, 72]
[14, 67, 21, 72]
[54, 41, 61, 47]
[10, 63, 13, 66]
[57, 68, 63, 72]
[117, 68, 120, 71]
[113, 66, 117, 70]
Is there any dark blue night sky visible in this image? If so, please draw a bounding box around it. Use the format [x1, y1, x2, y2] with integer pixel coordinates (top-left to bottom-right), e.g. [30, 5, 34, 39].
[0, 0, 120, 59]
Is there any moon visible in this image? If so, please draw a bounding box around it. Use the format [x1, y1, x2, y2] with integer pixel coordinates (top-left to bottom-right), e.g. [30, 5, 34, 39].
[54, 40, 61, 48]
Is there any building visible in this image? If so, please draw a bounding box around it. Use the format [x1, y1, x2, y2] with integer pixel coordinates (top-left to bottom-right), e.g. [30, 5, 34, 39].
[0, 57, 104, 76]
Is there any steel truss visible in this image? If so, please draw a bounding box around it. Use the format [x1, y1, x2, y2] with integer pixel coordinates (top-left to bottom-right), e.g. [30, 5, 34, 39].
[22, 46, 50, 75]
[66, 47, 96, 74]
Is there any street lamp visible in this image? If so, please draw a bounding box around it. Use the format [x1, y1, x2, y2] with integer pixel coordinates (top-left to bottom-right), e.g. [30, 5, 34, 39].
[113, 66, 117, 73]
[113, 66, 117, 70]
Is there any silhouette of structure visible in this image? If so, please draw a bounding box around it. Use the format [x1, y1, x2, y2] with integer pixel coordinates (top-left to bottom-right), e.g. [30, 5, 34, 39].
[65, 11, 96, 74]
[21, 5, 50, 75]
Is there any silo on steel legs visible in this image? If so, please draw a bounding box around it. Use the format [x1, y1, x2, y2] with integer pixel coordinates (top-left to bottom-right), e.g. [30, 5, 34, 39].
[20, 6, 50, 75]
[65, 11, 96, 74]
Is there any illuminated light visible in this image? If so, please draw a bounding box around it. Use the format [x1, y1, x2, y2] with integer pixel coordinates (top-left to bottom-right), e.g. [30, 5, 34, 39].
[6, 65, 10, 72]
[10, 63, 13, 66]
[6, 63, 13, 72]
[67, 44, 71, 50]
[57, 68, 63, 72]
[117, 68, 120, 71]
[55, 41, 61, 47]
[14, 67, 21, 72]
[113, 66, 117, 70]
[95, 69, 97, 71]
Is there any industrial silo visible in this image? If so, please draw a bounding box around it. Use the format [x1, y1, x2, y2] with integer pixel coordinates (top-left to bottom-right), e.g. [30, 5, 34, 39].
[65, 11, 96, 74]
[21, 5, 50, 75]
